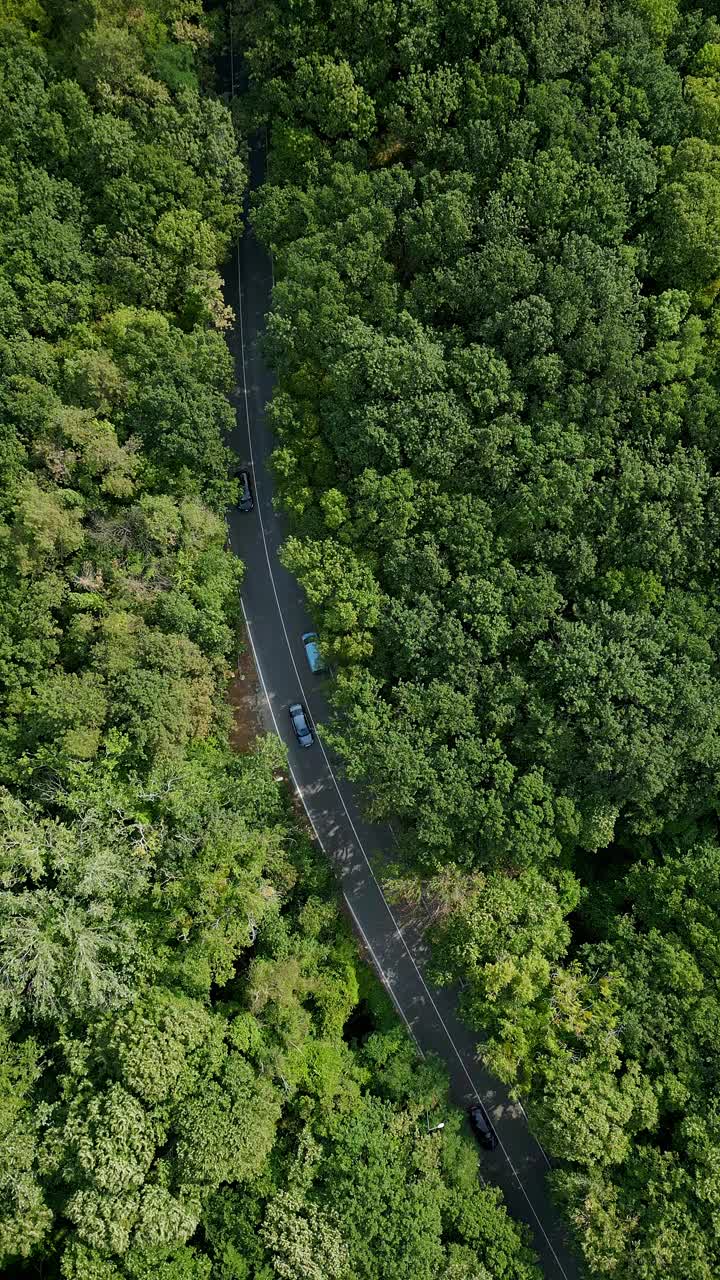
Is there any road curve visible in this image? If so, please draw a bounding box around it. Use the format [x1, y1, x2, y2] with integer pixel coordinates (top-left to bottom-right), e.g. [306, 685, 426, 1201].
[223, 72, 583, 1280]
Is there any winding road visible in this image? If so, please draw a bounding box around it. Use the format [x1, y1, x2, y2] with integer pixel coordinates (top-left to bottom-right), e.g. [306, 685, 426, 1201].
[223, 57, 582, 1280]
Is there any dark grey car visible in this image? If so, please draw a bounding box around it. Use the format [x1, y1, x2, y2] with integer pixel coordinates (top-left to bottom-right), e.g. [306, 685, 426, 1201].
[237, 468, 254, 512]
[289, 701, 313, 747]
[468, 1102, 498, 1151]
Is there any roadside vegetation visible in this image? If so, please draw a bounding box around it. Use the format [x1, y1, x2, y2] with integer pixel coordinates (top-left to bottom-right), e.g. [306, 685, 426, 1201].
[236, 0, 720, 1275]
[0, 4, 541, 1278]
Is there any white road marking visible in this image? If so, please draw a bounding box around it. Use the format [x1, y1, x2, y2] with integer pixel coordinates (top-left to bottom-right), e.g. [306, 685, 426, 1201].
[342, 892, 425, 1057]
[387, 819, 400, 846]
[263, 125, 276, 290]
[241, 598, 423, 1058]
[229, 49, 567, 1279]
[229, 25, 235, 97]
[519, 1100, 553, 1169]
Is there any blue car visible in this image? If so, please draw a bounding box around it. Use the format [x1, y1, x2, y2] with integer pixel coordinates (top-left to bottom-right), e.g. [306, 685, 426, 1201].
[289, 701, 314, 748]
[302, 632, 328, 674]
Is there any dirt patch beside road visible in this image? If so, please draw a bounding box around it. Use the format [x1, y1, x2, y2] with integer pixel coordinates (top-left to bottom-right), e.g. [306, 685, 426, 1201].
[227, 623, 266, 752]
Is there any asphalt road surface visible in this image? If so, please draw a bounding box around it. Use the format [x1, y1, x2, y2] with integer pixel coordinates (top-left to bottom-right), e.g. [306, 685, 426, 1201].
[223, 83, 583, 1280]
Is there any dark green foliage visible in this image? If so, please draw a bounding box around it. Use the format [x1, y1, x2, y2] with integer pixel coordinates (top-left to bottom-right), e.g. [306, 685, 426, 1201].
[0, 7, 541, 1279]
[0, 746, 539, 1279]
[238, 0, 720, 1273]
[0, 6, 245, 794]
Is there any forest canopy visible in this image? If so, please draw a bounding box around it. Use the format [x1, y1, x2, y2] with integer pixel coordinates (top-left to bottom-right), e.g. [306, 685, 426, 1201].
[235, 0, 720, 1275]
[0, 3, 542, 1279]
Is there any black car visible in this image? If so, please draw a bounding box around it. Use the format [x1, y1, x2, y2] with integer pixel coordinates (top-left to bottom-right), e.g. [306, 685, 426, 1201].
[468, 1102, 498, 1150]
[237, 468, 254, 512]
[289, 701, 314, 747]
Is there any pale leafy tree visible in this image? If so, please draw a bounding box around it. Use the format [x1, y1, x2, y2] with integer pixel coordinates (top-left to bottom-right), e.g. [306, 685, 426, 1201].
[0, 1026, 51, 1260]
[11, 477, 85, 574]
[262, 1191, 350, 1280]
[0, 792, 145, 1021]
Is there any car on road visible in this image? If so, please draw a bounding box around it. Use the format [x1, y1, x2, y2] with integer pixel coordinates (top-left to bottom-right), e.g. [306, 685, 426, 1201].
[289, 701, 314, 747]
[302, 632, 329, 674]
[236, 468, 254, 512]
[468, 1102, 498, 1150]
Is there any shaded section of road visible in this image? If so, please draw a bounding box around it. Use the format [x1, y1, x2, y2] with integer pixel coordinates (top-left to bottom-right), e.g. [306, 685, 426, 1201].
[223, 109, 582, 1280]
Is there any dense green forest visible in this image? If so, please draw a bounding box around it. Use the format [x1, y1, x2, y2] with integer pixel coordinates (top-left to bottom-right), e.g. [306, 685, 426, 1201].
[237, 0, 720, 1276]
[0, 3, 542, 1278]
